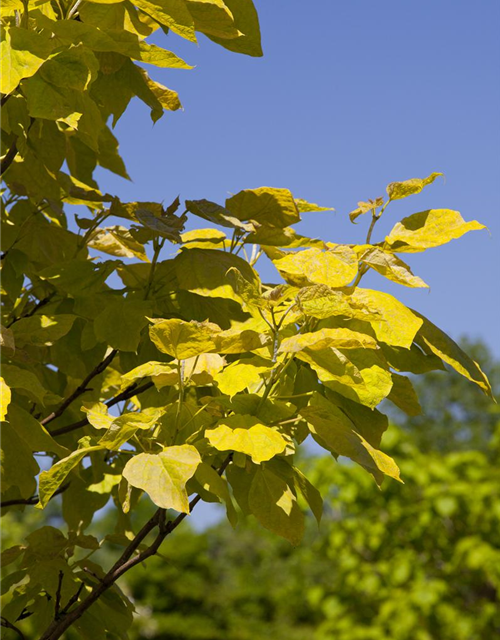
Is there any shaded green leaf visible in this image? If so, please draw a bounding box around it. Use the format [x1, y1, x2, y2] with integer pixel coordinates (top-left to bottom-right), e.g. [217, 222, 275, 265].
[94, 299, 151, 352]
[300, 392, 402, 484]
[226, 187, 301, 228]
[248, 466, 305, 545]
[413, 311, 494, 398]
[37, 440, 103, 508]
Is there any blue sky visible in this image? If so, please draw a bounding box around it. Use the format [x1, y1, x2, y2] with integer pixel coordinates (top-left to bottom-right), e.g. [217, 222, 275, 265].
[95, 0, 500, 357]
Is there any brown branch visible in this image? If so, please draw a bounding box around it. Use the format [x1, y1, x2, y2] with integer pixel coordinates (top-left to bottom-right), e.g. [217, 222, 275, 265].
[1, 140, 18, 176]
[54, 572, 64, 619]
[1, 616, 27, 640]
[60, 583, 85, 616]
[1, 93, 12, 107]
[6, 293, 56, 328]
[0, 482, 70, 509]
[48, 381, 154, 437]
[41, 350, 118, 427]
[38, 454, 233, 640]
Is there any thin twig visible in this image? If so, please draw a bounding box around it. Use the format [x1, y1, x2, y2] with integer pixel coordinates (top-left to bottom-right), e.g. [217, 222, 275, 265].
[351, 208, 381, 288]
[0, 482, 70, 509]
[6, 293, 55, 328]
[41, 350, 118, 427]
[61, 583, 85, 615]
[48, 381, 154, 437]
[1, 616, 27, 640]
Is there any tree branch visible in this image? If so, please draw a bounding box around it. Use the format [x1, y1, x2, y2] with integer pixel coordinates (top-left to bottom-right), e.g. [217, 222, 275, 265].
[1, 140, 18, 177]
[41, 350, 118, 427]
[54, 572, 64, 619]
[6, 293, 55, 328]
[1, 616, 27, 640]
[38, 454, 233, 640]
[0, 482, 70, 509]
[48, 381, 154, 437]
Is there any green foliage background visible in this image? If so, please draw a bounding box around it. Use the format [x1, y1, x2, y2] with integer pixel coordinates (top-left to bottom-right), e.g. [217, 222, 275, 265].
[3, 342, 499, 640]
[1, 0, 497, 638]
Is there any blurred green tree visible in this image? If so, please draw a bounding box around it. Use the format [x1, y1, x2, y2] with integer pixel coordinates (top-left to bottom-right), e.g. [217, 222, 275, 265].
[393, 338, 500, 454]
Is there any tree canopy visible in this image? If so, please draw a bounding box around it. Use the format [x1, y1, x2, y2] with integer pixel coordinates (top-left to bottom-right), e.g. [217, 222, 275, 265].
[0, 1, 494, 639]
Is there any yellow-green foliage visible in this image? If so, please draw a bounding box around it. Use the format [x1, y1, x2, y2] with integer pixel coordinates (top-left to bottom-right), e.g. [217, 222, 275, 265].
[0, 0, 494, 638]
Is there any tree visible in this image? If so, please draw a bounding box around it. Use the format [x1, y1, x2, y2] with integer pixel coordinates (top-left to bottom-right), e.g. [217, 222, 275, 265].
[0, 1, 494, 639]
[122, 424, 500, 640]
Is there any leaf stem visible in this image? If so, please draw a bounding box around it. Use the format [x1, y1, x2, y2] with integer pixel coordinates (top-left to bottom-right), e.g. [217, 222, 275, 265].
[144, 237, 166, 300]
[352, 208, 381, 288]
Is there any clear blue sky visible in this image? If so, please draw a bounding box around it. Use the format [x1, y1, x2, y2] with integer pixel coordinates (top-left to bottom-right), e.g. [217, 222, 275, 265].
[96, 0, 500, 356]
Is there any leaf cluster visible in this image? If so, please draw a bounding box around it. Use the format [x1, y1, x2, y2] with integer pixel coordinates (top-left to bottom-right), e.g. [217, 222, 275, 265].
[0, 1, 495, 638]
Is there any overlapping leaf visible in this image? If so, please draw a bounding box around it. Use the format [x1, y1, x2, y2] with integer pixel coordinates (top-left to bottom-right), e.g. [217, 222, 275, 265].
[300, 392, 402, 485]
[206, 415, 287, 463]
[272, 246, 358, 288]
[122, 445, 201, 512]
[386, 172, 443, 201]
[385, 209, 486, 253]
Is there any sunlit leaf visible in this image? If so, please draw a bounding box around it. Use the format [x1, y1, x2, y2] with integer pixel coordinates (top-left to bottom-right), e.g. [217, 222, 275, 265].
[214, 356, 273, 396]
[296, 285, 382, 321]
[122, 445, 201, 512]
[89, 226, 149, 261]
[272, 246, 358, 288]
[185, 0, 240, 39]
[1, 27, 54, 95]
[295, 198, 334, 213]
[278, 328, 377, 354]
[206, 415, 287, 464]
[384, 209, 486, 253]
[386, 172, 443, 201]
[0, 377, 11, 422]
[357, 246, 428, 288]
[98, 407, 165, 450]
[351, 289, 423, 349]
[149, 318, 220, 359]
[133, 0, 197, 42]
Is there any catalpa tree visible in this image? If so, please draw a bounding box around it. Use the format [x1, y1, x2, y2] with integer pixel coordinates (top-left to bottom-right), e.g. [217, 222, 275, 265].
[0, 0, 493, 639]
